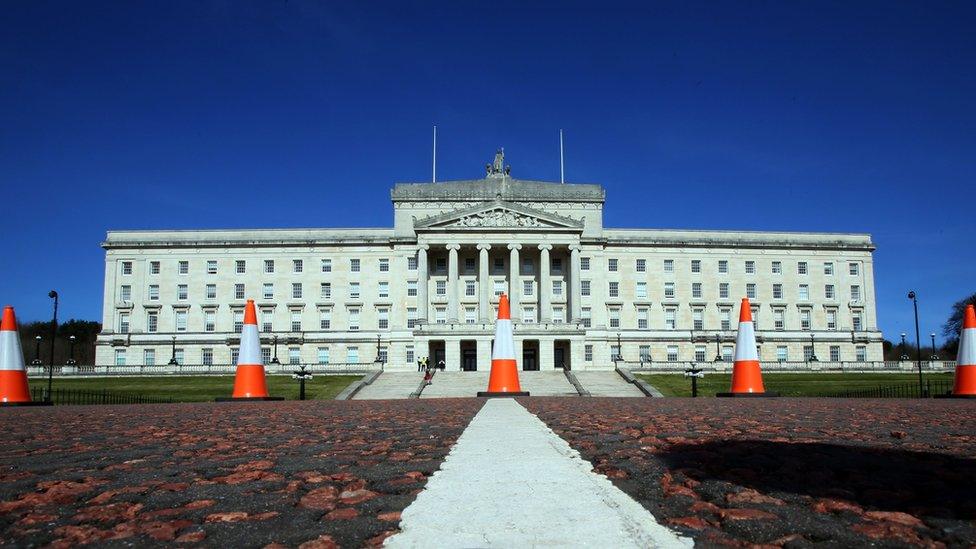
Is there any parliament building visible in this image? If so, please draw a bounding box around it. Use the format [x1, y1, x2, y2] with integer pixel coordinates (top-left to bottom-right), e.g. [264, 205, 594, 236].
[96, 151, 883, 371]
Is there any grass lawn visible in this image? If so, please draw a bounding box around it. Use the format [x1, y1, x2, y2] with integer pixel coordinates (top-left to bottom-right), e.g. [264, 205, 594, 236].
[636, 372, 955, 397]
[29, 375, 362, 402]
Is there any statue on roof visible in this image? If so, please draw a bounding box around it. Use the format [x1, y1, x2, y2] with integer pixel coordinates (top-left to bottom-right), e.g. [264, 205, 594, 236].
[486, 148, 508, 178]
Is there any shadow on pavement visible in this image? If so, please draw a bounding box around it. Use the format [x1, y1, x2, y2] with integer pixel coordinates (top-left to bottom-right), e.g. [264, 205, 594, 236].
[659, 440, 976, 520]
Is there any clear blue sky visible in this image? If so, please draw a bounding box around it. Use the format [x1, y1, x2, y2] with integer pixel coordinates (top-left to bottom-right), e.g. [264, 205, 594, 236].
[2, 1, 973, 345]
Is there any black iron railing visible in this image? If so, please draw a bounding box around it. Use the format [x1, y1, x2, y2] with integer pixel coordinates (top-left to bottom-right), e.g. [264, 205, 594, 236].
[29, 387, 173, 406]
[818, 379, 954, 399]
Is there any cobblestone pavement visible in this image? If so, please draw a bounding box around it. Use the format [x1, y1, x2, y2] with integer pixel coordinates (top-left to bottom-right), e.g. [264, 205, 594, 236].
[523, 398, 976, 548]
[0, 399, 482, 548]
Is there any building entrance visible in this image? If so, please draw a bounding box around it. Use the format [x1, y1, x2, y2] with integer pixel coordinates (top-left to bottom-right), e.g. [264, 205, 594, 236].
[554, 340, 571, 370]
[428, 341, 445, 369]
[460, 340, 477, 371]
[522, 340, 539, 371]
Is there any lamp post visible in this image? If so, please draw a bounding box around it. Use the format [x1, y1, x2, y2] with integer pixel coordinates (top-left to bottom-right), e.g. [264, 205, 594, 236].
[808, 333, 818, 362]
[293, 364, 312, 400]
[31, 335, 42, 365]
[930, 333, 938, 360]
[900, 333, 908, 360]
[66, 335, 77, 365]
[615, 332, 622, 364]
[168, 335, 178, 365]
[908, 291, 924, 396]
[46, 290, 58, 402]
[714, 333, 722, 362]
[270, 335, 280, 365]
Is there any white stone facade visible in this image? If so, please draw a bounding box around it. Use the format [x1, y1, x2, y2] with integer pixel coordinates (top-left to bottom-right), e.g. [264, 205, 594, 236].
[96, 154, 883, 371]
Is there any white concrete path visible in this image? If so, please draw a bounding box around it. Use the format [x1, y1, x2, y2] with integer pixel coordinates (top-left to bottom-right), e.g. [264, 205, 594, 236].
[573, 371, 646, 397]
[385, 399, 692, 548]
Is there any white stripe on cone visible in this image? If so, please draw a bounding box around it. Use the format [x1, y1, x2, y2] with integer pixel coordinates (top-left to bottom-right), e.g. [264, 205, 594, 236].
[492, 319, 515, 360]
[238, 324, 262, 366]
[733, 321, 759, 362]
[0, 330, 25, 372]
[959, 327, 976, 366]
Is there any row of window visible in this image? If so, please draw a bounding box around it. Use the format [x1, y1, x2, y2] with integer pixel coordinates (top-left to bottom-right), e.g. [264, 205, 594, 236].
[585, 343, 869, 363]
[594, 258, 861, 276]
[121, 257, 403, 276]
[113, 344, 388, 367]
[587, 281, 862, 302]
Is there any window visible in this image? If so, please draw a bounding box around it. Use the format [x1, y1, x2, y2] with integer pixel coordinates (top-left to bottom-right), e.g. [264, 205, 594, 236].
[378, 308, 389, 329]
[667, 345, 679, 362]
[206, 284, 216, 300]
[349, 308, 360, 330]
[207, 260, 218, 275]
[691, 260, 701, 273]
[719, 283, 729, 299]
[119, 261, 133, 276]
[636, 282, 647, 299]
[178, 260, 188, 275]
[693, 309, 704, 330]
[234, 311, 244, 333]
[665, 308, 676, 330]
[608, 258, 618, 272]
[581, 307, 592, 328]
[746, 283, 756, 299]
[523, 307, 536, 323]
[584, 345, 593, 361]
[464, 257, 475, 273]
[236, 260, 246, 274]
[202, 348, 214, 366]
[580, 257, 590, 271]
[798, 261, 808, 275]
[553, 307, 564, 323]
[691, 283, 702, 299]
[695, 346, 707, 362]
[523, 280, 534, 297]
[852, 312, 863, 331]
[745, 261, 755, 274]
[234, 283, 245, 300]
[774, 309, 785, 331]
[464, 280, 476, 297]
[826, 310, 837, 330]
[118, 312, 130, 334]
[262, 347, 272, 365]
[800, 309, 811, 331]
[464, 308, 476, 324]
[379, 258, 389, 272]
[663, 259, 674, 273]
[777, 346, 788, 362]
[177, 284, 188, 300]
[552, 258, 563, 273]
[803, 346, 814, 361]
[773, 284, 783, 300]
[349, 282, 360, 300]
[407, 280, 417, 297]
[581, 280, 591, 296]
[522, 258, 534, 275]
[436, 280, 446, 296]
[856, 345, 867, 361]
[635, 259, 646, 272]
[115, 348, 126, 366]
[824, 262, 834, 275]
[611, 345, 621, 361]
[263, 283, 273, 300]
[347, 346, 359, 364]
[317, 347, 330, 365]
[264, 259, 275, 274]
[825, 284, 835, 300]
[851, 285, 861, 301]
[377, 347, 387, 364]
[292, 259, 303, 273]
[319, 309, 332, 330]
[407, 308, 418, 328]
[608, 307, 620, 328]
[493, 258, 505, 274]
[174, 349, 184, 365]
[407, 256, 417, 271]
[830, 346, 840, 362]
[261, 310, 273, 332]
[350, 259, 361, 273]
[320, 282, 332, 299]
[291, 310, 301, 331]
[771, 261, 782, 274]
[205, 311, 216, 332]
[375, 281, 388, 299]
[553, 280, 563, 296]
[147, 311, 158, 333]
[720, 309, 731, 330]
[718, 260, 728, 274]
[493, 280, 506, 297]
[120, 285, 131, 302]
[608, 281, 618, 298]
[144, 349, 155, 366]
[149, 261, 160, 275]
[175, 310, 187, 332]
[751, 306, 759, 330]
[405, 346, 414, 364]
[435, 257, 447, 273]
[849, 262, 859, 276]
[435, 308, 446, 324]
[321, 259, 332, 272]
[664, 282, 675, 299]
[722, 346, 733, 362]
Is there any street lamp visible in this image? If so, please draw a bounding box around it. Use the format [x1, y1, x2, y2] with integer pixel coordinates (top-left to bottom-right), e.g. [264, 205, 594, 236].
[713, 333, 722, 362]
[270, 335, 280, 364]
[31, 335, 42, 365]
[908, 291, 924, 396]
[900, 332, 908, 360]
[46, 290, 58, 403]
[615, 332, 622, 363]
[168, 335, 178, 365]
[930, 333, 939, 360]
[66, 335, 77, 365]
[808, 333, 818, 362]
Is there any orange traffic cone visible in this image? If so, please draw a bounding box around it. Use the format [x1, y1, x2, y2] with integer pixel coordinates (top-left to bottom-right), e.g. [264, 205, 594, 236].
[945, 304, 976, 398]
[478, 294, 529, 397]
[717, 298, 778, 397]
[217, 299, 283, 402]
[1, 306, 50, 406]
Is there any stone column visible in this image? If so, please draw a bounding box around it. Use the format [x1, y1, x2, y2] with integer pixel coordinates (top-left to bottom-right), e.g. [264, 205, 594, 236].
[477, 338, 492, 372]
[446, 244, 460, 323]
[417, 245, 429, 322]
[477, 243, 491, 322]
[538, 244, 552, 323]
[569, 244, 581, 323]
[508, 243, 521, 321]
[539, 336, 555, 371]
[445, 338, 461, 372]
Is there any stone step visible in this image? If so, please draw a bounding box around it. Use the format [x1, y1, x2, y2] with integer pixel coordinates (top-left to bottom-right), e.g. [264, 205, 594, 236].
[572, 371, 647, 397]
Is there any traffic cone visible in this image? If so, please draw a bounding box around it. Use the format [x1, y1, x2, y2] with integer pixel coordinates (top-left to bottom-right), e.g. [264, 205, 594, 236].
[0, 306, 50, 406]
[717, 298, 778, 397]
[945, 304, 976, 398]
[217, 300, 282, 402]
[478, 294, 529, 397]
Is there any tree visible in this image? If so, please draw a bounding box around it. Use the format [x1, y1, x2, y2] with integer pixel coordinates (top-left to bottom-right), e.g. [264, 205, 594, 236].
[941, 292, 976, 357]
[18, 319, 101, 366]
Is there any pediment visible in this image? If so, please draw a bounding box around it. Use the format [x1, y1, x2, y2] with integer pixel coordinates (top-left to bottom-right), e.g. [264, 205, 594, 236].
[414, 201, 583, 231]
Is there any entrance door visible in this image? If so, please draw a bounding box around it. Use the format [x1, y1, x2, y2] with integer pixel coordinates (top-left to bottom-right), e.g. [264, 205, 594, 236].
[522, 342, 539, 371]
[462, 349, 477, 371]
[554, 347, 565, 370]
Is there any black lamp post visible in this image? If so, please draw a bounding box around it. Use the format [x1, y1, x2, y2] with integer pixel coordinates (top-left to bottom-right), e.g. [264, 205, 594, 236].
[31, 335, 42, 365]
[168, 335, 178, 365]
[270, 335, 280, 364]
[930, 333, 938, 360]
[615, 332, 622, 363]
[713, 333, 722, 362]
[46, 290, 58, 402]
[808, 333, 818, 362]
[66, 335, 77, 365]
[293, 364, 312, 400]
[908, 291, 924, 396]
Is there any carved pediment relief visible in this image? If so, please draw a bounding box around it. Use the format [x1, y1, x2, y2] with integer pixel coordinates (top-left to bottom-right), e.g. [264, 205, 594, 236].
[414, 200, 583, 231]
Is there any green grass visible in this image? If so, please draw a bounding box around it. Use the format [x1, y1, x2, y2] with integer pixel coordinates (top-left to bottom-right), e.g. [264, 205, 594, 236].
[28, 375, 362, 402]
[636, 372, 955, 397]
